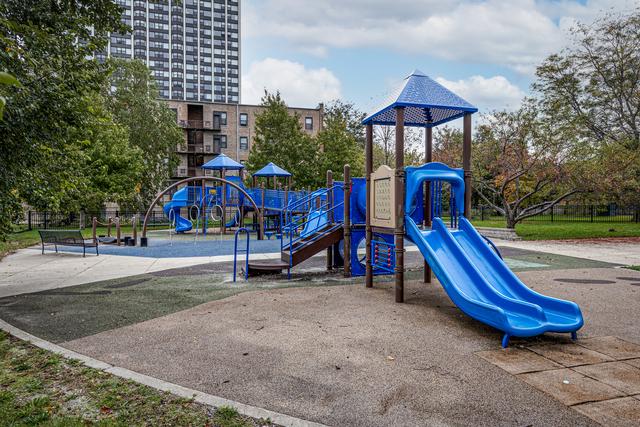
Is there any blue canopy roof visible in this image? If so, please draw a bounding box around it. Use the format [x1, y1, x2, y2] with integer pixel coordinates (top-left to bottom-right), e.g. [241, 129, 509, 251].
[201, 153, 245, 170]
[362, 70, 478, 128]
[253, 162, 291, 177]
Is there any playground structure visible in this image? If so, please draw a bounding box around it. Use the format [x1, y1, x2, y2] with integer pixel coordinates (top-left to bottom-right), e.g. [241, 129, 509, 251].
[136, 69, 584, 347]
[158, 155, 315, 239]
[243, 70, 584, 347]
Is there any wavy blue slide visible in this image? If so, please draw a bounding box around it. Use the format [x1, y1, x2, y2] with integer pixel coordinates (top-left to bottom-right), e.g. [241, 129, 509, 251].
[163, 188, 192, 233]
[405, 215, 583, 347]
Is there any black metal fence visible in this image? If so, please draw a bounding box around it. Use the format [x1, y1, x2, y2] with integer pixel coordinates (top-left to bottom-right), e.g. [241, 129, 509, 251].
[15, 210, 170, 232]
[468, 205, 640, 223]
[519, 205, 639, 223]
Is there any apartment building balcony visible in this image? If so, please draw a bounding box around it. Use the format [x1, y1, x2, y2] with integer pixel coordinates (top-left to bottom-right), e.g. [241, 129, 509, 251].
[181, 144, 218, 154]
[177, 119, 221, 131]
[175, 166, 189, 177]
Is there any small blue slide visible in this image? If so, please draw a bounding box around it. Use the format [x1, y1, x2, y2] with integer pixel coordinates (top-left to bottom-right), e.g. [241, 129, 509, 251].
[405, 216, 583, 347]
[163, 188, 192, 233]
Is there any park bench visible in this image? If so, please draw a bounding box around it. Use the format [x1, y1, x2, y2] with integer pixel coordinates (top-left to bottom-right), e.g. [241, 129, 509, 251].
[38, 230, 99, 257]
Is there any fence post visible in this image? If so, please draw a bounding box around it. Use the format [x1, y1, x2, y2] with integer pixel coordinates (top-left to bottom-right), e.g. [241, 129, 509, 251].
[28, 211, 32, 231]
[481, 206, 485, 221]
[551, 207, 554, 222]
[92, 217, 97, 244]
[44, 211, 48, 230]
[79, 211, 85, 229]
[116, 217, 121, 246]
[590, 205, 594, 223]
[132, 215, 137, 246]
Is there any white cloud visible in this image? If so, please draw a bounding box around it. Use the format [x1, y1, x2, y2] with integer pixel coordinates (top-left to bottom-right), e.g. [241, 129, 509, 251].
[245, 0, 637, 74]
[242, 58, 341, 107]
[435, 75, 526, 111]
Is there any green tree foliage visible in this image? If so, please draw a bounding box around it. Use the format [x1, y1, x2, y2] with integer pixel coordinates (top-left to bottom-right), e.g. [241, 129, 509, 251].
[534, 10, 640, 204]
[0, 1, 182, 240]
[432, 127, 464, 168]
[323, 100, 366, 148]
[105, 59, 183, 209]
[0, 71, 20, 118]
[0, 0, 125, 237]
[246, 91, 321, 188]
[473, 102, 582, 228]
[318, 101, 364, 180]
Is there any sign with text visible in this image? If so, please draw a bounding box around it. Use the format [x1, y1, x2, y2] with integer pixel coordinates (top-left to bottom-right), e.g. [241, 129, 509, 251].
[370, 165, 396, 229]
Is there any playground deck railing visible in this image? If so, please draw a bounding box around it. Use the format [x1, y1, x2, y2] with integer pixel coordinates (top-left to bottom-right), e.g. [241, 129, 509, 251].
[281, 184, 344, 255]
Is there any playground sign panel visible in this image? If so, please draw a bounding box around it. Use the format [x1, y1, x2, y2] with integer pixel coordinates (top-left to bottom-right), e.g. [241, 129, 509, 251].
[370, 165, 396, 229]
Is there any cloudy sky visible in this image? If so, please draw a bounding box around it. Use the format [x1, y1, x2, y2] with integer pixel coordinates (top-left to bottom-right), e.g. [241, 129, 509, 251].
[241, 0, 636, 114]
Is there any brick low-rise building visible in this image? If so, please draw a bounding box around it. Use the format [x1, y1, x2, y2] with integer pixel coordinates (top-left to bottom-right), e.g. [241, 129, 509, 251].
[167, 100, 324, 182]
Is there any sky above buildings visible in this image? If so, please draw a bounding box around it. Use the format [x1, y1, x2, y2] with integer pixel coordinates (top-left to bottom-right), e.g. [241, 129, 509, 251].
[240, 0, 637, 115]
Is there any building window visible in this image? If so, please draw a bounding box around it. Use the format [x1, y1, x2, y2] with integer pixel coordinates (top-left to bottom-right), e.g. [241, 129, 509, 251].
[305, 117, 313, 131]
[239, 113, 248, 127]
[239, 136, 248, 150]
[214, 135, 227, 149]
[214, 111, 227, 125]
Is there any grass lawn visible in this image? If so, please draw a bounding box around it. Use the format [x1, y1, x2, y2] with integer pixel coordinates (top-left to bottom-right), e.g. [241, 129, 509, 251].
[471, 219, 640, 241]
[0, 331, 269, 426]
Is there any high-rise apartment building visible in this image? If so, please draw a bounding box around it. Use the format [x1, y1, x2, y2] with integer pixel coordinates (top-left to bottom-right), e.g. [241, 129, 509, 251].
[99, 0, 240, 103]
[98, 0, 323, 185]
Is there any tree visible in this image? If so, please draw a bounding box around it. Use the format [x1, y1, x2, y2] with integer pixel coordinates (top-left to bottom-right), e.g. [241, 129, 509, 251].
[534, 10, 640, 205]
[323, 100, 366, 147]
[0, 0, 125, 237]
[473, 102, 581, 228]
[0, 71, 19, 119]
[246, 91, 321, 188]
[318, 101, 365, 179]
[61, 95, 145, 212]
[433, 127, 464, 168]
[373, 125, 425, 168]
[374, 125, 395, 166]
[105, 59, 183, 209]
[535, 10, 640, 150]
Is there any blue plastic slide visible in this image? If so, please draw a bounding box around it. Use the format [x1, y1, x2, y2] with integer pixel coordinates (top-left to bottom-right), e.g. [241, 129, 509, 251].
[300, 208, 328, 238]
[163, 188, 193, 233]
[225, 210, 241, 228]
[405, 216, 583, 347]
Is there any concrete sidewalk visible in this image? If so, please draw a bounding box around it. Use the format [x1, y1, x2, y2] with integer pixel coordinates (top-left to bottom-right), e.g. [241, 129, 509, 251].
[495, 238, 640, 266]
[0, 247, 287, 298]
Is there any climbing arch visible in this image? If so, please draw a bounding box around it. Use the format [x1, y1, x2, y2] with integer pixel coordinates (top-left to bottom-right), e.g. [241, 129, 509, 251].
[141, 176, 263, 241]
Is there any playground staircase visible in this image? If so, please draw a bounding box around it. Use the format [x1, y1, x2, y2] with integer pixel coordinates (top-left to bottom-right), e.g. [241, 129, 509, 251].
[247, 185, 343, 277]
[281, 223, 343, 266]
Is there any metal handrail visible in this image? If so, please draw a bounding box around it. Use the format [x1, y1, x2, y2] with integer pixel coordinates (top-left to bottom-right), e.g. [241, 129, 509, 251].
[481, 234, 503, 260]
[280, 184, 344, 278]
[233, 227, 250, 281]
[284, 201, 344, 250]
[284, 186, 333, 212]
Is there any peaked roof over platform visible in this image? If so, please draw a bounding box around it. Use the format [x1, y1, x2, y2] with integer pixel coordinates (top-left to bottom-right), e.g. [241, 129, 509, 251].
[201, 153, 244, 170]
[362, 70, 478, 127]
[253, 162, 291, 177]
